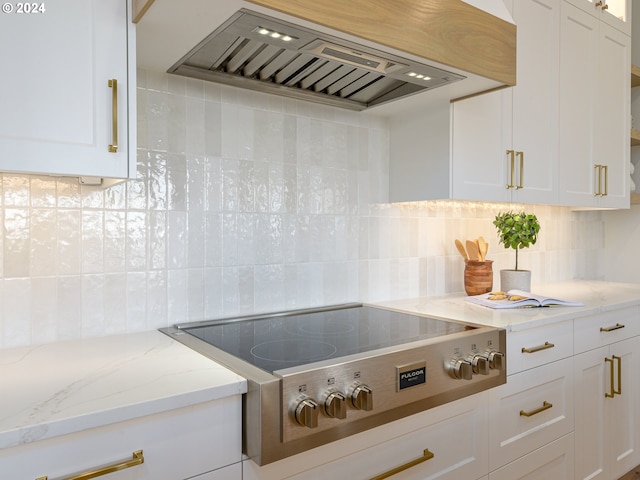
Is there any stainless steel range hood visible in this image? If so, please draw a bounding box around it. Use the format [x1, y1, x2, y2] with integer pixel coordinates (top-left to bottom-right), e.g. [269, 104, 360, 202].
[168, 10, 465, 111]
[136, 0, 516, 113]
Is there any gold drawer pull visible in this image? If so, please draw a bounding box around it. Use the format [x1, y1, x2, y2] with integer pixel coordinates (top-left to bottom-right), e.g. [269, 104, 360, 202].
[108, 79, 118, 153]
[520, 401, 553, 417]
[521, 341, 555, 353]
[36, 450, 144, 480]
[370, 449, 434, 480]
[600, 323, 625, 332]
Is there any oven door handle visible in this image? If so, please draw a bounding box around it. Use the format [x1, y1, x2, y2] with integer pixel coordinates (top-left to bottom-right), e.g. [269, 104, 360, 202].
[370, 449, 434, 480]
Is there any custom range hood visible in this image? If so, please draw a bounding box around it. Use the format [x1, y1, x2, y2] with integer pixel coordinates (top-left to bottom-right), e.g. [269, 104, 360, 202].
[136, 0, 516, 112]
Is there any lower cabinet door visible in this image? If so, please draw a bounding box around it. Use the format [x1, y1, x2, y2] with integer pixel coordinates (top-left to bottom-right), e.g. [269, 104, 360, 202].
[489, 434, 574, 480]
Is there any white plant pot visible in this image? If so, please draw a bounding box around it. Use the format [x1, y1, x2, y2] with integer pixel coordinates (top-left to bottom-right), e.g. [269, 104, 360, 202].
[500, 269, 531, 292]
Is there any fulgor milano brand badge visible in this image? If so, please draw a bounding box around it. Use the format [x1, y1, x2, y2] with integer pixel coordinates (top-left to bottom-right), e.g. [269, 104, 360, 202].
[397, 362, 427, 391]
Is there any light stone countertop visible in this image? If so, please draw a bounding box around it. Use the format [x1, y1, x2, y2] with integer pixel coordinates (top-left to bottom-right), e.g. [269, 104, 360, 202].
[2, 281, 639, 453]
[373, 281, 640, 332]
[0, 330, 247, 450]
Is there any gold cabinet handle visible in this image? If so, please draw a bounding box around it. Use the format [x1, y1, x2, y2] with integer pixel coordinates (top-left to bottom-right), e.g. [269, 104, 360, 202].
[108, 79, 118, 153]
[516, 151, 524, 189]
[593, 164, 608, 197]
[520, 401, 553, 417]
[36, 450, 144, 480]
[613, 355, 621, 395]
[605, 356, 622, 398]
[600, 323, 625, 332]
[521, 341, 555, 353]
[370, 449, 434, 480]
[506, 150, 515, 189]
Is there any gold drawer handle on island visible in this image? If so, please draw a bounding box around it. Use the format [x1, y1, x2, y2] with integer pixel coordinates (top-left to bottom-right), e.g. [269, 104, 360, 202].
[370, 449, 434, 480]
[520, 401, 553, 417]
[521, 341, 555, 353]
[36, 450, 144, 480]
[108, 79, 118, 153]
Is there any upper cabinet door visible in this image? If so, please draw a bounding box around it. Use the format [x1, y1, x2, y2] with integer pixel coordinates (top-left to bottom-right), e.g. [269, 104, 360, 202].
[564, 0, 631, 34]
[509, 0, 560, 204]
[451, 0, 559, 204]
[0, 0, 134, 181]
[558, 1, 630, 208]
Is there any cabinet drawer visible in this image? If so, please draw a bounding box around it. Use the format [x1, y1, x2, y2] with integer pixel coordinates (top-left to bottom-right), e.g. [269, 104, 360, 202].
[244, 393, 489, 480]
[293, 396, 487, 480]
[0, 397, 241, 480]
[574, 306, 640, 354]
[488, 357, 573, 471]
[489, 433, 574, 480]
[507, 320, 573, 374]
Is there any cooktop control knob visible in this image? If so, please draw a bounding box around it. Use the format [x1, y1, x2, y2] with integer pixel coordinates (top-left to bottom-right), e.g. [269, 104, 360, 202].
[449, 358, 473, 380]
[471, 354, 490, 375]
[487, 351, 505, 370]
[325, 392, 347, 419]
[351, 384, 373, 411]
[295, 398, 319, 428]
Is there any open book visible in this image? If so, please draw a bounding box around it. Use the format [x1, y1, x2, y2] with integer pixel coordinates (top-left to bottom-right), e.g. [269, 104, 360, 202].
[466, 289, 585, 309]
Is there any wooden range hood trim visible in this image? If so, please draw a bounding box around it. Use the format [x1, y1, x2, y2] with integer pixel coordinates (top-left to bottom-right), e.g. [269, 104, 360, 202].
[247, 0, 516, 86]
[132, 0, 155, 24]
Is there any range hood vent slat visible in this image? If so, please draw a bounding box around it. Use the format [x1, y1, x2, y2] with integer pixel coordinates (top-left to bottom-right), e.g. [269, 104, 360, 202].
[225, 39, 263, 73]
[312, 65, 355, 93]
[243, 44, 282, 77]
[298, 60, 339, 90]
[258, 49, 298, 80]
[348, 76, 402, 103]
[326, 69, 370, 95]
[274, 54, 317, 85]
[338, 71, 380, 98]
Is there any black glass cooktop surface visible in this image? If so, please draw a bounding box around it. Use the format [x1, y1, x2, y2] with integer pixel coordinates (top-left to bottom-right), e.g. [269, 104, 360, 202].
[180, 305, 471, 373]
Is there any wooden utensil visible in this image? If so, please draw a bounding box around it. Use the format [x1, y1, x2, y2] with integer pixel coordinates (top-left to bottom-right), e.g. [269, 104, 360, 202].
[477, 236, 488, 261]
[466, 240, 480, 261]
[455, 239, 468, 261]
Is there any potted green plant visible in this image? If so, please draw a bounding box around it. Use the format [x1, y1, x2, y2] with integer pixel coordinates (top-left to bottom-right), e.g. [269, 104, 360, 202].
[493, 211, 540, 292]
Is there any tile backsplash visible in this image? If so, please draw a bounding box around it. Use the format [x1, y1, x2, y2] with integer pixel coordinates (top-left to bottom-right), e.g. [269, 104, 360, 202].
[0, 70, 604, 348]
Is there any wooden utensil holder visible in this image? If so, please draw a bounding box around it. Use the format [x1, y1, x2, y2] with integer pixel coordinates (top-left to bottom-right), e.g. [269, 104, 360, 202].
[464, 260, 494, 296]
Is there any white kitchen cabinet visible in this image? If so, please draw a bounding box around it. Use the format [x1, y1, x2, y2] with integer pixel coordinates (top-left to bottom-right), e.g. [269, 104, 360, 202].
[488, 357, 574, 471]
[488, 320, 574, 473]
[488, 433, 574, 480]
[505, 319, 574, 375]
[564, 0, 631, 34]
[574, 308, 640, 480]
[0, 0, 136, 183]
[0, 397, 242, 480]
[558, 1, 630, 208]
[450, 0, 559, 204]
[243, 392, 489, 480]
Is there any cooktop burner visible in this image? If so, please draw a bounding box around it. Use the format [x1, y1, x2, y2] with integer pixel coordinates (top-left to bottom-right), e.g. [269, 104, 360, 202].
[180, 305, 471, 373]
